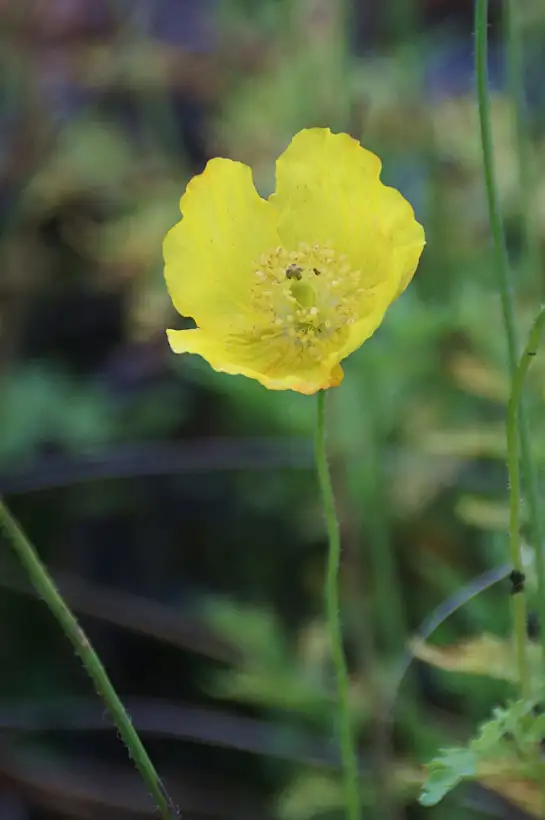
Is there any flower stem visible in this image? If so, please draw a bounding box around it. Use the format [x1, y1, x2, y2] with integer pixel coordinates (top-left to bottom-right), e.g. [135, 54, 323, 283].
[315, 391, 361, 820]
[504, 0, 542, 286]
[503, 0, 545, 667]
[0, 499, 175, 820]
[475, 0, 545, 674]
[475, 0, 516, 352]
[507, 307, 545, 697]
[507, 385, 528, 699]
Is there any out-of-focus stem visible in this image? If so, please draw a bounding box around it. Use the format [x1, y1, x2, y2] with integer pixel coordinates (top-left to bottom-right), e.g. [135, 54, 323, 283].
[315, 391, 361, 820]
[475, 0, 545, 675]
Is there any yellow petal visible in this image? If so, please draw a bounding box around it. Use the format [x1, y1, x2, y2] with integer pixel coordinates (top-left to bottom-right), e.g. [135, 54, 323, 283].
[163, 129, 425, 393]
[270, 127, 425, 300]
[316, 278, 403, 367]
[336, 298, 392, 362]
[274, 127, 382, 197]
[167, 329, 343, 395]
[164, 159, 278, 329]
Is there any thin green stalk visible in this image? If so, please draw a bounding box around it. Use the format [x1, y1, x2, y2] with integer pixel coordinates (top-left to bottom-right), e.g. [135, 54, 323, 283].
[507, 376, 529, 699]
[507, 307, 545, 697]
[504, 0, 545, 663]
[475, 0, 545, 666]
[0, 500, 175, 820]
[475, 0, 517, 367]
[504, 0, 542, 284]
[315, 391, 361, 820]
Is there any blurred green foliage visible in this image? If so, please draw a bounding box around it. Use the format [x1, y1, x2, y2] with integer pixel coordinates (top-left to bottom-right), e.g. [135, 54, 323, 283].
[2, 1, 545, 819]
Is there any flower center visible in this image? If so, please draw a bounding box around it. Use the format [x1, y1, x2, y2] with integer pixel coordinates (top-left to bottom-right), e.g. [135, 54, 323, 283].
[250, 242, 363, 360]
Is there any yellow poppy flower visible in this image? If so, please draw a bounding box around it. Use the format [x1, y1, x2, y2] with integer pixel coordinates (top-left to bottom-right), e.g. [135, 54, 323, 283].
[164, 128, 425, 394]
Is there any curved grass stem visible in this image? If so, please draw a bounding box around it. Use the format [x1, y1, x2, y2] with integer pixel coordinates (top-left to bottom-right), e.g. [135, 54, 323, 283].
[315, 391, 361, 820]
[0, 499, 175, 819]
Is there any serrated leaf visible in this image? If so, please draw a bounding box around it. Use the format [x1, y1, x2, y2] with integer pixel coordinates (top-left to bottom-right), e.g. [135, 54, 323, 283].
[421, 700, 545, 809]
[419, 748, 476, 806]
[474, 700, 533, 751]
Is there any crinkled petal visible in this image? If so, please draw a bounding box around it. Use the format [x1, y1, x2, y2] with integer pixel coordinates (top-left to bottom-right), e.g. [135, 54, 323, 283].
[164, 159, 278, 330]
[270, 128, 425, 300]
[313, 282, 395, 371]
[164, 129, 425, 393]
[335, 308, 391, 364]
[167, 329, 343, 394]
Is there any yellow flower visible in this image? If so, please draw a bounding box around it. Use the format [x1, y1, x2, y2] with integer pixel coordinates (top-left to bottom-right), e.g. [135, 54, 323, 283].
[163, 128, 425, 394]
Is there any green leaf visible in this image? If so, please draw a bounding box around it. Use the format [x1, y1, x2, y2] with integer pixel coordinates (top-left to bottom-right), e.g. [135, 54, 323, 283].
[419, 748, 476, 806]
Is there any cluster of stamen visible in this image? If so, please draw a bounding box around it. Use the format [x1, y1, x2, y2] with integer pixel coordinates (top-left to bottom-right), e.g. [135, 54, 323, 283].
[250, 242, 363, 360]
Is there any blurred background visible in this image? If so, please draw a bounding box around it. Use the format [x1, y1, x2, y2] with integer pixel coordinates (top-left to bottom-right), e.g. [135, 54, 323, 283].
[1, 0, 545, 818]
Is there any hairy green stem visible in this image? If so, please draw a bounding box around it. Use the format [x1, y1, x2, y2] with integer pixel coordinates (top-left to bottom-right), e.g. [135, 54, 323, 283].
[504, 0, 545, 665]
[475, 0, 545, 673]
[507, 308, 545, 696]
[315, 392, 361, 820]
[0, 500, 175, 819]
[507, 374, 529, 698]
